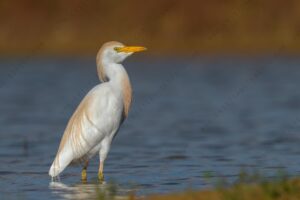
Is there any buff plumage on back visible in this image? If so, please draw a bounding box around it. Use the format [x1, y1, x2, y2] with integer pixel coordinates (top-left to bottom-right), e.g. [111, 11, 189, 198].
[122, 76, 132, 118]
[57, 95, 93, 156]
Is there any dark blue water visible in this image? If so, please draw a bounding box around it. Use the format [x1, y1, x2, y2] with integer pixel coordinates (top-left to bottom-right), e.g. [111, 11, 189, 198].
[1, 56, 300, 199]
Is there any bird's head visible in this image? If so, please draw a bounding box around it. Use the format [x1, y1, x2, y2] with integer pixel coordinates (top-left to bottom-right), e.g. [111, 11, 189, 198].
[98, 41, 146, 64]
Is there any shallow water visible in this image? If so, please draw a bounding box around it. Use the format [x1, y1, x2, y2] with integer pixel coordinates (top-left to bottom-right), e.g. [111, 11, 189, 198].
[1, 56, 300, 199]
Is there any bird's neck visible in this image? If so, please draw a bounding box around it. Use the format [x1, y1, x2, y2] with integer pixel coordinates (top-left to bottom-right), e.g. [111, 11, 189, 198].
[97, 60, 132, 118]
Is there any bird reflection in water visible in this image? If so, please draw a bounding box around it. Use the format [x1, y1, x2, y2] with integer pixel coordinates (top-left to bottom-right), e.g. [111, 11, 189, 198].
[49, 180, 131, 200]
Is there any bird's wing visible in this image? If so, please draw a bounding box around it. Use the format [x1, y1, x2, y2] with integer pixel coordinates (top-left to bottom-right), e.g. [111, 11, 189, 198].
[49, 84, 120, 177]
[56, 92, 93, 159]
[58, 84, 115, 156]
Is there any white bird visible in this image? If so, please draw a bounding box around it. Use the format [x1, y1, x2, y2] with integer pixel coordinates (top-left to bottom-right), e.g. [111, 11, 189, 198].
[49, 41, 146, 181]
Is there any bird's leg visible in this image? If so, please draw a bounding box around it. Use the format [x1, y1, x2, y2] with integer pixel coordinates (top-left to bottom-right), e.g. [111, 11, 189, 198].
[81, 160, 89, 181]
[98, 141, 110, 182]
[98, 161, 104, 182]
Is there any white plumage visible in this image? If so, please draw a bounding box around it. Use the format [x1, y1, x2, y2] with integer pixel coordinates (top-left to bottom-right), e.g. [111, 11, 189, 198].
[49, 41, 146, 180]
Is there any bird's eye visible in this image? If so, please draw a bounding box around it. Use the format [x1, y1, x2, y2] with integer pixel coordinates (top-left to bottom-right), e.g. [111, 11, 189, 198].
[114, 47, 121, 52]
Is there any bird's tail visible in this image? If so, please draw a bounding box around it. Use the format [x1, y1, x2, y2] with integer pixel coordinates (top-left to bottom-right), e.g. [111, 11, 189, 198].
[49, 157, 62, 178]
[49, 153, 71, 178]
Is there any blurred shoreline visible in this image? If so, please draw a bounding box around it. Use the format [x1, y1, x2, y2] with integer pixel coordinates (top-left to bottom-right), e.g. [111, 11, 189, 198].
[0, 0, 299, 56]
[146, 177, 300, 200]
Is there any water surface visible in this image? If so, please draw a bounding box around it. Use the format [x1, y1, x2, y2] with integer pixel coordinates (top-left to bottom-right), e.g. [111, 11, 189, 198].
[1, 56, 300, 199]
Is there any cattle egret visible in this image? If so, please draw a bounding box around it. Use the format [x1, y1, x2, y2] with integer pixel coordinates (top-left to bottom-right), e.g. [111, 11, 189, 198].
[49, 41, 146, 181]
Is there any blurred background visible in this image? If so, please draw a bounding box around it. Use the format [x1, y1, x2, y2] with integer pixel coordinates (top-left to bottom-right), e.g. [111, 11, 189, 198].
[0, 0, 300, 55]
[1, 1, 300, 200]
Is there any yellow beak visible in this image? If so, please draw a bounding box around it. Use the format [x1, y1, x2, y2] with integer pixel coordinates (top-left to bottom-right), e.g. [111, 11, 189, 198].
[115, 46, 147, 53]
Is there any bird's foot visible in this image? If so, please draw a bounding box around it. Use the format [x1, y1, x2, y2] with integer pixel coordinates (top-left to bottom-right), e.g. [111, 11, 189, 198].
[81, 169, 87, 181]
[51, 175, 60, 182]
[98, 172, 104, 182]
